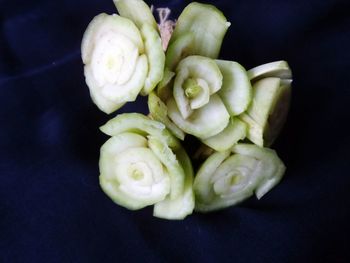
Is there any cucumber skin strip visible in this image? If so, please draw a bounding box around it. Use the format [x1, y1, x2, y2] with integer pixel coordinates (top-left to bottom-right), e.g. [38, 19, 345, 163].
[140, 24, 165, 95]
[148, 136, 185, 199]
[239, 113, 264, 147]
[100, 112, 180, 149]
[148, 92, 185, 140]
[169, 2, 230, 59]
[114, 1, 166, 96]
[264, 80, 292, 146]
[113, 0, 158, 31]
[239, 78, 291, 147]
[156, 67, 175, 101]
[246, 77, 282, 127]
[153, 147, 195, 220]
[165, 32, 195, 71]
[246, 62, 292, 146]
[216, 60, 252, 116]
[248, 60, 292, 82]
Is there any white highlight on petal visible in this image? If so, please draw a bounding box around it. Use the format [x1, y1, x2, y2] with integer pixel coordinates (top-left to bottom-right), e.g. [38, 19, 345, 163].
[113, 147, 170, 201]
[91, 33, 138, 87]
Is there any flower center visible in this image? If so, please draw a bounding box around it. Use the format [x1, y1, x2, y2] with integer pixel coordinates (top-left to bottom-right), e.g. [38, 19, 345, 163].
[229, 173, 242, 186]
[184, 78, 202, 99]
[183, 77, 210, 109]
[131, 169, 144, 181]
[91, 32, 138, 86]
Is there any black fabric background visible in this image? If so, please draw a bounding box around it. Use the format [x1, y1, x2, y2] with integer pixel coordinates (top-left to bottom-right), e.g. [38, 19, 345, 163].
[1, 0, 349, 262]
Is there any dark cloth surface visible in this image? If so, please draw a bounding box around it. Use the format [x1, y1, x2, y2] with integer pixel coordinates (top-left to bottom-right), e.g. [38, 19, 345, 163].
[1, 0, 349, 262]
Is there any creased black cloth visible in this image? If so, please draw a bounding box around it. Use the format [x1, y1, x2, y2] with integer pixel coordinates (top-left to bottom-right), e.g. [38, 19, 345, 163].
[1, 0, 349, 262]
